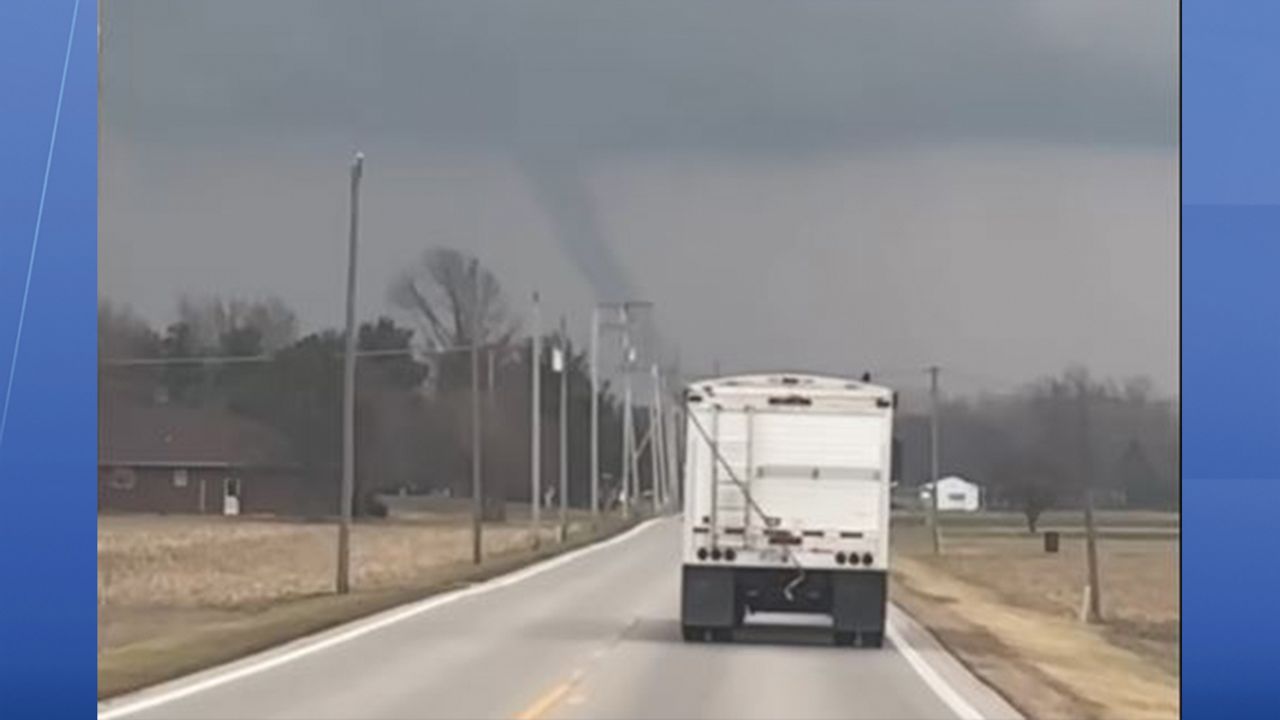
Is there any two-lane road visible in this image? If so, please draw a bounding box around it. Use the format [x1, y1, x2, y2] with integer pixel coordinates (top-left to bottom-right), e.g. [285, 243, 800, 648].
[100, 520, 1020, 720]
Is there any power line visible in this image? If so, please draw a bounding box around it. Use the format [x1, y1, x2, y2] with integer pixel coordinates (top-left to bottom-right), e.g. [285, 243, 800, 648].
[99, 342, 512, 367]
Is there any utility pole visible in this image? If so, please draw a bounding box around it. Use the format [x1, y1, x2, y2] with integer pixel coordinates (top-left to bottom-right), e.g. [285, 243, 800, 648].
[589, 307, 600, 520]
[531, 293, 542, 547]
[556, 316, 569, 542]
[928, 365, 942, 556]
[487, 348, 495, 395]
[337, 152, 363, 595]
[675, 348, 686, 509]
[650, 364, 667, 513]
[670, 399, 680, 512]
[470, 260, 483, 565]
[620, 308, 634, 517]
[590, 301, 651, 519]
[1078, 379, 1104, 623]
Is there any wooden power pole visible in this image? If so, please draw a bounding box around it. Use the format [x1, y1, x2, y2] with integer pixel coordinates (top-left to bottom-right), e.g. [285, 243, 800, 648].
[470, 260, 483, 565]
[1078, 379, 1104, 623]
[928, 365, 942, 556]
[336, 152, 363, 594]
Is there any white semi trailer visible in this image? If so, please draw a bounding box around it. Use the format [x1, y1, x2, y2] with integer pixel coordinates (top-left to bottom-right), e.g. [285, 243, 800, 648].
[680, 373, 896, 647]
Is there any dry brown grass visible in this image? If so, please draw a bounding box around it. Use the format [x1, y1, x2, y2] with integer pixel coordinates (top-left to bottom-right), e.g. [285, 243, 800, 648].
[892, 519, 1180, 720]
[99, 514, 581, 609]
[98, 509, 629, 698]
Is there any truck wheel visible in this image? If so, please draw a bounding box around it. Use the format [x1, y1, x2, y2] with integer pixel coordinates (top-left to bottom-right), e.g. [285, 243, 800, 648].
[834, 631, 857, 647]
[860, 631, 885, 649]
[710, 628, 734, 643]
[682, 625, 705, 642]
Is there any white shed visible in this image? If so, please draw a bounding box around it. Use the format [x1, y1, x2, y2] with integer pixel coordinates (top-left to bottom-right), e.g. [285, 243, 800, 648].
[920, 476, 982, 512]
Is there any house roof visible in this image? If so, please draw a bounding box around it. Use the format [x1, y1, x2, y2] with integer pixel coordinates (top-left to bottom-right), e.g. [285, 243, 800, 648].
[100, 403, 300, 468]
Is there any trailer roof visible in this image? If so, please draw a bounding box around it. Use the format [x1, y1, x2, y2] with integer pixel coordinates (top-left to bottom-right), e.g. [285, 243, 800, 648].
[685, 372, 893, 398]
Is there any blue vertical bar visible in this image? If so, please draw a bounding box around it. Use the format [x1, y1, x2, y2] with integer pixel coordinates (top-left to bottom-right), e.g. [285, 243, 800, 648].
[1184, 1, 1280, 716]
[0, 0, 97, 716]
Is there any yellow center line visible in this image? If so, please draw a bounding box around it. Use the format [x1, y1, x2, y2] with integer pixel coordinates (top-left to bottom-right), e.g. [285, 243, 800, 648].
[516, 618, 636, 719]
[514, 681, 575, 720]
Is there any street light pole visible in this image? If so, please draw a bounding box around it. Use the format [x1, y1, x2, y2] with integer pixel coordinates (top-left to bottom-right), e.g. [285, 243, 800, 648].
[337, 152, 364, 595]
[557, 315, 569, 542]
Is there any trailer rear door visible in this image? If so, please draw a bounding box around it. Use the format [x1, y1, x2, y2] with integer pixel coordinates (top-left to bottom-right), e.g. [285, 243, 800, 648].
[749, 410, 889, 534]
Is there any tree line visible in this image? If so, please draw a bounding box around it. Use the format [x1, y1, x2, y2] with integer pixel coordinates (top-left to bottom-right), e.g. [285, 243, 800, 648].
[99, 248, 634, 520]
[896, 368, 1179, 530]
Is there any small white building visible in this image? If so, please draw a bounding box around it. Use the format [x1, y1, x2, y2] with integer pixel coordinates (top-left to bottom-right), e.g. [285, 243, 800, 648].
[920, 476, 982, 512]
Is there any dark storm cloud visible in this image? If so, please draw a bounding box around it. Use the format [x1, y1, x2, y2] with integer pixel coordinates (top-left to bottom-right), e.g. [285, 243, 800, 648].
[100, 1, 1179, 392]
[105, 1, 1176, 153]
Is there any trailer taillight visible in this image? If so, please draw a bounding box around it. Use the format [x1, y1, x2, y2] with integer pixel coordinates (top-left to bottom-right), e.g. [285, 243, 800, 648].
[724, 548, 736, 562]
[862, 553, 874, 566]
[835, 552, 848, 565]
[697, 548, 709, 561]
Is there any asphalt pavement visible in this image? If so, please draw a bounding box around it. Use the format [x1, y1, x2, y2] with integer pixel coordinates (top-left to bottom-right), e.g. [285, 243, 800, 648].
[99, 518, 1020, 720]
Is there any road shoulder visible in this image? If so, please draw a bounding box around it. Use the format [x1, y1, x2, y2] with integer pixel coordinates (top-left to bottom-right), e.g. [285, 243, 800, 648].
[888, 604, 1024, 720]
[891, 556, 1179, 720]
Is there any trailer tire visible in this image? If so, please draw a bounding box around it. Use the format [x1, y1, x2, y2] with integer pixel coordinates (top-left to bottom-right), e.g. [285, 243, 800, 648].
[710, 628, 734, 643]
[682, 625, 704, 642]
[860, 631, 884, 649]
[834, 631, 857, 647]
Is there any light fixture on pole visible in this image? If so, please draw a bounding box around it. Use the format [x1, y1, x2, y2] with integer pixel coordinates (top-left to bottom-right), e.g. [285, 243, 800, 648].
[552, 317, 568, 542]
[588, 308, 600, 520]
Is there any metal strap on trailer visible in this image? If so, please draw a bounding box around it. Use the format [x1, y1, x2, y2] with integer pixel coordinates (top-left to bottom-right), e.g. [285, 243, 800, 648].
[709, 406, 719, 549]
[744, 406, 754, 535]
[685, 405, 781, 543]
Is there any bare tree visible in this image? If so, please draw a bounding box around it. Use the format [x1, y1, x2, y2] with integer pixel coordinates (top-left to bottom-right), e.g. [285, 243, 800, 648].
[992, 452, 1060, 533]
[389, 247, 518, 354]
[99, 300, 161, 358]
[175, 295, 299, 354]
[390, 248, 519, 521]
[239, 297, 300, 353]
[99, 300, 164, 405]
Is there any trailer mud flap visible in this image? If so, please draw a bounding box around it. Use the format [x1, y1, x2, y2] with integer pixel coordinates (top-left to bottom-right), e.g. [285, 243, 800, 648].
[831, 571, 887, 633]
[682, 565, 736, 629]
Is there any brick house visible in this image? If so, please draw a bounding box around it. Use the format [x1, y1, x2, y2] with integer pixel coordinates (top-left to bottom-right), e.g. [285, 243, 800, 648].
[99, 403, 328, 516]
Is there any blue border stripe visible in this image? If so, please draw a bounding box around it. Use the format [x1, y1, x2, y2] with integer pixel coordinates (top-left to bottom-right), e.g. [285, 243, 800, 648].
[0, 0, 81, 450]
[0, 0, 97, 716]
[1184, 1, 1280, 716]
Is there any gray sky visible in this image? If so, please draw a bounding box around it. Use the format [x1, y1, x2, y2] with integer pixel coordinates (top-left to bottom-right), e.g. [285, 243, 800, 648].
[100, 1, 1178, 396]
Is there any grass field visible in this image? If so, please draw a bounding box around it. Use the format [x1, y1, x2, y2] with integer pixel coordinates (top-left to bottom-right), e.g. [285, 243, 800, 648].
[98, 503, 630, 698]
[893, 509, 1180, 530]
[892, 511, 1179, 720]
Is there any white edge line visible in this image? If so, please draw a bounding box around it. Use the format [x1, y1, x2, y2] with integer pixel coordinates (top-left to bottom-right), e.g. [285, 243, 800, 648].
[98, 517, 667, 719]
[887, 606, 986, 720]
